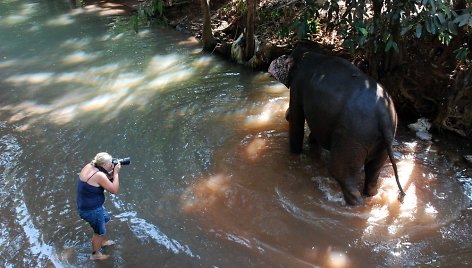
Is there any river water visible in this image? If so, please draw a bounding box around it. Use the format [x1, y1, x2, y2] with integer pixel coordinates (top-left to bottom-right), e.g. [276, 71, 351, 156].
[1, 1, 471, 267]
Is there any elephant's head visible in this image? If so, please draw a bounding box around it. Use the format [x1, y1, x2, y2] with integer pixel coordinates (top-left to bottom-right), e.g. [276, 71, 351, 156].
[268, 54, 294, 88]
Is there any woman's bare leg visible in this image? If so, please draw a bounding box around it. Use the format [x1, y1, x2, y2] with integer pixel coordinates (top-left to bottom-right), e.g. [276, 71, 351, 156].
[90, 234, 109, 260]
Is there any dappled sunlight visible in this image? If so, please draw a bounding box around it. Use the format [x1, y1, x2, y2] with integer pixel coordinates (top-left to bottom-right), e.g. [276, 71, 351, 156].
[5, 72, 55, 86]
[49, 104, 80, 125]
[54, 71, 97, 85]
[0, 2, 38, 26]
[80, 93, 118, 112]
[0, 1, 225, 130]
[180, 174, 232, 213]
[260, 82, 289, 94]
[6, 70, 103, 88]
[191, 55, 216, 68]
[111, 32, 126, 41]
[83, 2, 130, 16]
[243, 137, 268, 161]
[177, 36, 200, 46]
[244, 99, 288, 130]
[2, 49, 205, 126]
[361, 138, 447, 242]
[1, 14, 30, 25]
[0, 59, 18, 68]
[377, 158, 416, 205]
[146, 54, 184, 75]
[146, 69, 195, 91]
[323, 247, 351, 268]
[60, 38, 92, 50]
[86, 63, 121, 76]
[109, 72, 146, 91]
[62, 51, 101, 65]
[19, 2, 39, 16]
[1, 101, 52, 123]
[363, 158, 419, 237]
[46, 14, 75, 26]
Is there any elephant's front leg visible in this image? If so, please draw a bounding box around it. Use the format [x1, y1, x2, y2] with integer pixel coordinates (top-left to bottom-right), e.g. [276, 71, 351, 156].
[288, 87, 305, 154]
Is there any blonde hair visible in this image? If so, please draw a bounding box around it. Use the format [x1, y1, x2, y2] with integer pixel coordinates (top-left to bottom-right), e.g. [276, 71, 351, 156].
[91, 152, 112, 167]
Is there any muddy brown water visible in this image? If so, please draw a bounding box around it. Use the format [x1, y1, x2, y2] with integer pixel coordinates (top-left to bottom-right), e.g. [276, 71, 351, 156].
[1, 1, 471, 267]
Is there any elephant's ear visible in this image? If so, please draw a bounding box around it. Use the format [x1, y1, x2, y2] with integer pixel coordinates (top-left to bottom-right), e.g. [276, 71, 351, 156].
[268, 55, 292, 88]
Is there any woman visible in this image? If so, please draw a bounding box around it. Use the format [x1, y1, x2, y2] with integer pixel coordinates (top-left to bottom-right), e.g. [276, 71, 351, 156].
[77, 152, 121, 260]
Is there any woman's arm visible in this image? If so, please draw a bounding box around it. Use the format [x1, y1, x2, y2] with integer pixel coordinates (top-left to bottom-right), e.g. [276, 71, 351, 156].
[97, 163, 120, 194]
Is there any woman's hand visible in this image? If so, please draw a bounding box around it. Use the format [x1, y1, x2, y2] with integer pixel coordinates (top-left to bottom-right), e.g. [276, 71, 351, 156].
[114, 162, 121, 174]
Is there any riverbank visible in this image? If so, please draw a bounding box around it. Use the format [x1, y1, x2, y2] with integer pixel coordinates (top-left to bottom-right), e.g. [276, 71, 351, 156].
[82, 0, 471, 141]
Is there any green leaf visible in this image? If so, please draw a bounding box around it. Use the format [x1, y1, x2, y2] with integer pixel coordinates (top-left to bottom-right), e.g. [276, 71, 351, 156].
[448, 21, 458, 35]
[454, 48, 469, 60]
[425, 18, 432, 33]
[132, 15, 139, 33]
[358, 27, 368, 36]
[155, 0, 163, 16]
[453, 14, 470, 26]
[392, 41, 399, 53]
[430, 1, 436, 14]
[385, 39, 393, 52]
[458, 15, 469, 27]
[400, 26, 411, 35]
[415, 24, 422, 38]
[437, 13, 445, 24]
[359, 36, 366, 48]
[430, 22, 437, 34]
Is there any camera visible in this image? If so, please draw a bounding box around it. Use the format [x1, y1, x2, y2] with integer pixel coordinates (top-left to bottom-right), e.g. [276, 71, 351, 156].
[112, 157, 131, 165]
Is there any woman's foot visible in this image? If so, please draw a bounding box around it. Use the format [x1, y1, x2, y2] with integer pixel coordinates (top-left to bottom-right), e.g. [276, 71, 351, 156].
[102, 240, 115, 247]
[90, 252, 109, 260]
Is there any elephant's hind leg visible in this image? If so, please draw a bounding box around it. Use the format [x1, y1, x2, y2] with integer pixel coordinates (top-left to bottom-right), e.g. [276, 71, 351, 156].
[363, 151, 388, 197]
[329, 138, 366, 206]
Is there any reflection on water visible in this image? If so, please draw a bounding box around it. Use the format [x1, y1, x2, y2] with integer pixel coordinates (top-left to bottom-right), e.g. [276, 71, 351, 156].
[1, 0, 471, 267]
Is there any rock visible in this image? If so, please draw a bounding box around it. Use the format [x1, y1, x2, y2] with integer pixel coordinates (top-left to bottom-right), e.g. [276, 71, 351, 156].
[465, 155, 472, 164]
[408, 118, 432, 141]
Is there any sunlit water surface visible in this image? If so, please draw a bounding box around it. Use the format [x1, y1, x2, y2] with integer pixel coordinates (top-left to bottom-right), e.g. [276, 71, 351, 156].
[1, 1, 471, 267]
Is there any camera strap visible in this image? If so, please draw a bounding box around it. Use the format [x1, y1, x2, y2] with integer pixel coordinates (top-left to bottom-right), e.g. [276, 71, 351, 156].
[95, 165, 112, 177]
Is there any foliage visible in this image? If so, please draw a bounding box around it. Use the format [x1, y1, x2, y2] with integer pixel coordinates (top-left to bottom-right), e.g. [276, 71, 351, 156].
[259, 8, 282, 22]
[278, 0, 320, 39]
[301, 0, 471, 61]
[131, 0, 166, 32]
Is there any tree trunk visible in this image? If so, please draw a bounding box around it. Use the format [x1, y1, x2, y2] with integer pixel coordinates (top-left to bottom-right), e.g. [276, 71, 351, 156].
[245, 0, 256, 61]
[200, 0, 216, 51]
[366, 0, 383, 79]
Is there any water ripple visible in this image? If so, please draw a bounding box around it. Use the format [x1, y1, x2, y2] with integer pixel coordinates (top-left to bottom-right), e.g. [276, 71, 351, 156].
[115, 211, 198, 258]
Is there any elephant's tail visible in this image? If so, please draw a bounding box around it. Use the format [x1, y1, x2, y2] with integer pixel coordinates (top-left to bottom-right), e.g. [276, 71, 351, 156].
[387, 143, 406, 200]
[381, 94, 405, 201]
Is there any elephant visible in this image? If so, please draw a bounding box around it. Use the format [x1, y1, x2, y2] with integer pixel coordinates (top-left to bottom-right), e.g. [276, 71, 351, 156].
[268, 46, 405, 206]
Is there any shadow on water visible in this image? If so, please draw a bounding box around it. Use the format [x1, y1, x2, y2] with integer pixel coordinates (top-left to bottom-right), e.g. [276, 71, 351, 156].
[0, 1, 471, 267]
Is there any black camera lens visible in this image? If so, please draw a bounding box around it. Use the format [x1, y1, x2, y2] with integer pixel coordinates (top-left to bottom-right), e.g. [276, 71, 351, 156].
[112, 157, 131, 165]
[120, 157, 131, 165]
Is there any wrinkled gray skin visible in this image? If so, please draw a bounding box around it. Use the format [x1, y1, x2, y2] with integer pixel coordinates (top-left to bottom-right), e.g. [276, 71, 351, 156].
[269, 47, 405, 206]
